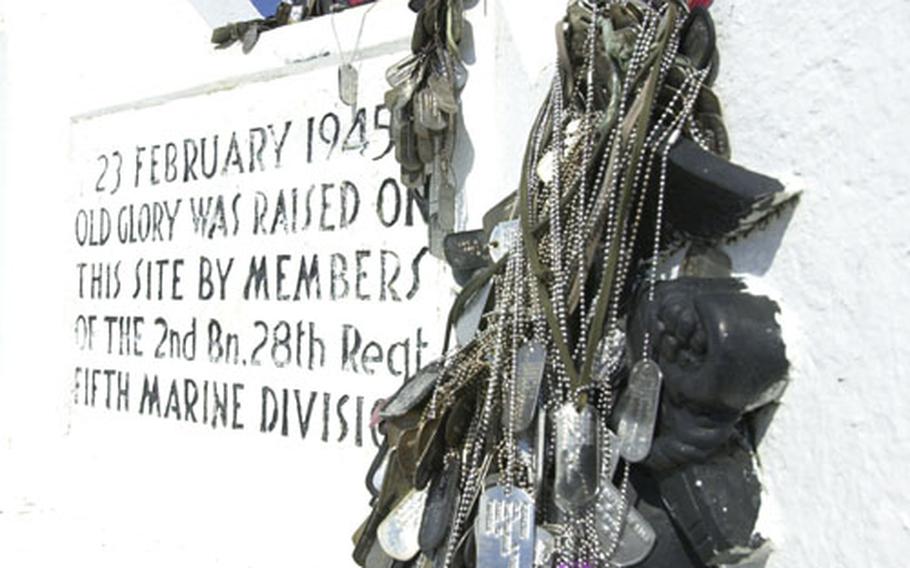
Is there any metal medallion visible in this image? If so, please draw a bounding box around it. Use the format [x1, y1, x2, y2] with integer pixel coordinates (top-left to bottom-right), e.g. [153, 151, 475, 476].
[377, 488, 429, 561]
[554, 404, 600, 512]
[339, 62, 359, 107]
[508, 341, 547, 433]
[617, 359, 663, 463]
[475, 484, 536, 568]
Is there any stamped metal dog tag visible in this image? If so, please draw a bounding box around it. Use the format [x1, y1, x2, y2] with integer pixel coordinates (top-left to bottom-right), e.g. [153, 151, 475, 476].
[554, 404, 600, 512]
[339, 63, 359, 107]
[475, 484, 536, 568]
[616, 359, 663, 463]
[507, 341, 547, 433]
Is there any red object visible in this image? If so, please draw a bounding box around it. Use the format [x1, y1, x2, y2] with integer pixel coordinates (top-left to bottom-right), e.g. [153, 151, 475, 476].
[370, 399, 386, 428]
[689, 0, 713, 8]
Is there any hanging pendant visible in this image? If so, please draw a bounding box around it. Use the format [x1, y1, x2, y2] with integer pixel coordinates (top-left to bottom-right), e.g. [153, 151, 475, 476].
[594, 484, 656, 567]
[475, 482, 536, 568]
[339, 62, 359, 107]
[593, 328, 626, 382]
[534, 526, 555, 567]
[554, 403, 600, 512]
[616, 359, 663, 463]
[377, 488, 429, 561]
[507, 341, 546, 433]
[489, 220, 521, 263]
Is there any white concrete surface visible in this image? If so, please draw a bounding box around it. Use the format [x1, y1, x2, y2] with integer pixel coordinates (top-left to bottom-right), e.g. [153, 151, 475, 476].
[0, 0, 908, 567]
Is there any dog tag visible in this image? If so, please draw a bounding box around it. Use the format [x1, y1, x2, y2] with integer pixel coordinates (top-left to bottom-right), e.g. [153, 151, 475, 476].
[387, 54, 421, 87]
[506, 341, 546, 433]
[419, 459, 461, 553]
[339, 63, 359, 107]
[381, 360, 443, 420]
[241, 25, 260, 54]
[554, 404, 600, 512]
[416, 89, 447, 131]
[455, 280, 493, 346]
[444, 230, 493, 286]
[475, 484, 536, 568]
[594, 484, 656, 567]
[428, 73, 458, 115]
[603, 427, 621, 478]
[593, 328, 626, 382]
[534, 527, 555, 567]
[489, 220, 521, 263]
[378, 488, 430, 561]
[617, 359, 663, 463]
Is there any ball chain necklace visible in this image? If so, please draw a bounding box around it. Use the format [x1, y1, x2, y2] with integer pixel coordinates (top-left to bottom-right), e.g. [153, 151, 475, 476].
[352, 1, 738, 567]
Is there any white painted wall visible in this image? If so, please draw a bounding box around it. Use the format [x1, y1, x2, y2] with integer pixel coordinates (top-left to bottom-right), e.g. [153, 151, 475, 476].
[1, 1, 909, 567]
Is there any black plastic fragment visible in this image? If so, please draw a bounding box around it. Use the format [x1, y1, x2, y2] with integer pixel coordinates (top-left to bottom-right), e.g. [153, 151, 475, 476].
[666, 139, 787, 241]
[657, 443, 765, 565]
[633, 469, 706, 568]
